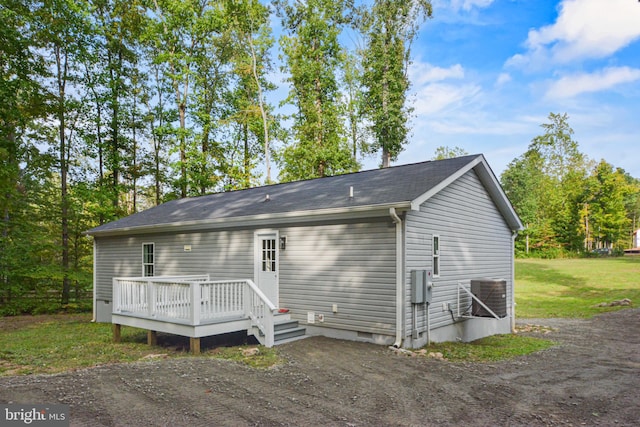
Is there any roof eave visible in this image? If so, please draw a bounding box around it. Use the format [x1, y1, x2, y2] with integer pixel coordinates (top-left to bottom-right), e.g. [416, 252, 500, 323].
[86, 201, 412, 237]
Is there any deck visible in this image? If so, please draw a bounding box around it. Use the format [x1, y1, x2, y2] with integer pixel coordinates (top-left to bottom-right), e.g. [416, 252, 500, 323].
[111, 275, 303, 352]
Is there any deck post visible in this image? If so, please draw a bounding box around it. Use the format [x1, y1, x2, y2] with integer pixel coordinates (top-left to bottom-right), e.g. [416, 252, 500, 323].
[147, 330, 157, 346]
[147, 280, 155, 318]
[112, 324, 121, 343]
[190, 281, 201, 326]
[190, 337, 201, 355]
[112, 278, 119, 313]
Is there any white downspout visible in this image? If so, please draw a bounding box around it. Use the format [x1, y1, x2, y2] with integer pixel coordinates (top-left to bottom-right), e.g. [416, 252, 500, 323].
[390, 208, 403, 348]
[511, 230, 517, 332]
[92, 238, 97, 322]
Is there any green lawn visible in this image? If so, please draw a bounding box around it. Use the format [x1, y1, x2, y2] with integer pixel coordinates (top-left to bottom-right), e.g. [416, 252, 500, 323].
[515, 257, 640, 318]
[0, 314, 278, 376]
[3, 257, 637, 374]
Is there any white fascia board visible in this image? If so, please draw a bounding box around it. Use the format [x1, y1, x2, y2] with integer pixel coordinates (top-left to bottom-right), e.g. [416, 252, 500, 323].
[88, 201, 412, 237]
[410, 155, 483, 211]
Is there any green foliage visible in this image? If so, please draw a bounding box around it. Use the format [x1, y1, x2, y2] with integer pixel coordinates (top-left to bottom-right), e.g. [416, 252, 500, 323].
[515, 258, 639, 318]
[276, 0, 358, 181]
[582, 161, 632, 249]
[360, 0, 432, 167]
[432, 146, 468, 160]
[425, 335, 554, 363]
[502, 113, 635, 257]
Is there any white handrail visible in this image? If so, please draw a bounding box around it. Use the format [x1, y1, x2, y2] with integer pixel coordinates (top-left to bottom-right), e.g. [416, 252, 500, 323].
[243, 279, 276, 347]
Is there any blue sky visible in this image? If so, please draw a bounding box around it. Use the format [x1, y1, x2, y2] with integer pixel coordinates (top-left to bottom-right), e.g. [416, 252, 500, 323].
[388, 0, 640, 178]
[270, 0, 640, 180]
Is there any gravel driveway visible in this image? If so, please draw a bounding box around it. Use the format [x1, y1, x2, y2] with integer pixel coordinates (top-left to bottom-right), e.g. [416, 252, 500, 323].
[1, 308, 639, 426]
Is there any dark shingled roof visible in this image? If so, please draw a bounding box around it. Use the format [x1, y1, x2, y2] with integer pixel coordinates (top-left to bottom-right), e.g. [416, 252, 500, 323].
[88, 155, 511, 235]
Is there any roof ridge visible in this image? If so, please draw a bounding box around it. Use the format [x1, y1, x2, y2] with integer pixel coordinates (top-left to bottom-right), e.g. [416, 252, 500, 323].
[182, 154, 483, 200]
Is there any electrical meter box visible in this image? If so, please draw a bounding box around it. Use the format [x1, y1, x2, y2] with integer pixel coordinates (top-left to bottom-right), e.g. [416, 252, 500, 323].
[411, 269, 433, 304]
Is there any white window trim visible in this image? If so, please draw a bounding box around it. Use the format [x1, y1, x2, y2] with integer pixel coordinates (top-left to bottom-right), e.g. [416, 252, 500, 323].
[432, 235, 440, 278]
[142, 242, 155, 277]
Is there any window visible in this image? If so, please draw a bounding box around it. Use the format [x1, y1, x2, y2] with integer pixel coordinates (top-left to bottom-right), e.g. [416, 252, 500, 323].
[432, 235, 440, 277]
[261, 238, 276, 272]
[142, 243, 154, 277]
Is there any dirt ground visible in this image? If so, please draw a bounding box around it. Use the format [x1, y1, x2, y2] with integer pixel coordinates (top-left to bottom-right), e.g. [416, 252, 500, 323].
[1, 309, 639, 427]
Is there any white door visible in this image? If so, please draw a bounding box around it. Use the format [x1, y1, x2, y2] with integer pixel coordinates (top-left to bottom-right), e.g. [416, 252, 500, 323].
[255, 231, 279, 307]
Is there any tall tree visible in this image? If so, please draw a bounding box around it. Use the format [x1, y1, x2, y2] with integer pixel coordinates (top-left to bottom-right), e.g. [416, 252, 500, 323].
[360, 0, 432, 168]
[501, 149, 548, 254]
[35, 0, 92, 304]
[86, 0, 145, 217]
[502, 113, 590, 256]
[224, 0, 275, 186]
[141, 41, 175, 206]
[342, 51, 369, 162]
[0, 0, 49, 307]
[622, 173, 640, 244]
[582, 161, 631, 250]
[276, 0, 357, 181]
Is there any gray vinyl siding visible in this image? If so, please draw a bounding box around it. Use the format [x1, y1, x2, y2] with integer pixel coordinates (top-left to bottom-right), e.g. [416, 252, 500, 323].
[279, 219, 396, 335]
[95, 230, 254, 302]
[95, 219, 397, 336]
[404, 169, 513, 333]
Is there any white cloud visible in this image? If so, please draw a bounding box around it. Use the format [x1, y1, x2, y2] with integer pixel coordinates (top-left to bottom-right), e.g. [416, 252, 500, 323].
[408, 60, 477, 115]
[496, 72, 511, 86]
[545, 67, 640, 99]
[507, 0, 640, 68]
[413, 83, 482, 116]
[409, 62, 465, 85]
[450, 0, 495, 12]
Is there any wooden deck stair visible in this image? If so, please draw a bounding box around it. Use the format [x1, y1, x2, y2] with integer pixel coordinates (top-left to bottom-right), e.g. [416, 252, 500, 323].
[273, 319, 307, 344]
[111, 276, 307, 351]
[254, 313, 307, 345]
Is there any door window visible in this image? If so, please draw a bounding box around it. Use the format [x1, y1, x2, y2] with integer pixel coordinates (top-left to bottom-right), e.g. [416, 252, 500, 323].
[262, 238, 276, 272]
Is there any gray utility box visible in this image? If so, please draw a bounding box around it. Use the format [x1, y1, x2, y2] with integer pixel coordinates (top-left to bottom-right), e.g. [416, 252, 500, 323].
[411, 269, 433, 304]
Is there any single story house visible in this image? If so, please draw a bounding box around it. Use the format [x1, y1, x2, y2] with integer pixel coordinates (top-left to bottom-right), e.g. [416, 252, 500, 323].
[87, 154, 523, 351]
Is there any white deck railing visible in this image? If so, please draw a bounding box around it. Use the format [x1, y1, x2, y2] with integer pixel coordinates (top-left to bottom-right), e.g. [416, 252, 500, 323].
[112, 275, 276, 346]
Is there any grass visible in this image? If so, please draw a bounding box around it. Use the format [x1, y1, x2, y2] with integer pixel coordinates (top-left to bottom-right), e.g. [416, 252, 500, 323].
[2, 258, 637, 373]
[421, 257, 640, 361]
[426, 334, 555, 362]
[515, 257, 640, 318]
[0, 314, 280, 376]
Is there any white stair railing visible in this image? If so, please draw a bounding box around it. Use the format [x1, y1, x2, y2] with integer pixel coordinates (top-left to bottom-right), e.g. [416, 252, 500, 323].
[243, 279, 276, 347]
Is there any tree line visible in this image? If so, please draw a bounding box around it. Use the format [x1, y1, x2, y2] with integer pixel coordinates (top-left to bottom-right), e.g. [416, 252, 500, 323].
[2, 1, 638, 315]
[1, 0, 432, 314]
[501, 113, 640, 258]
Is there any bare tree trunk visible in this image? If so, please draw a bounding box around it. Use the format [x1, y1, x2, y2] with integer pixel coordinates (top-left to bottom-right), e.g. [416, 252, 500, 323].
[248, 30, 270, 183]
[55, 45, 70, 305]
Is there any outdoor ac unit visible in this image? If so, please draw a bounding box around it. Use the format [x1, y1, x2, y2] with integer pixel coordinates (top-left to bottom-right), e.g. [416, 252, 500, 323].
[471, 279, 507, 318]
